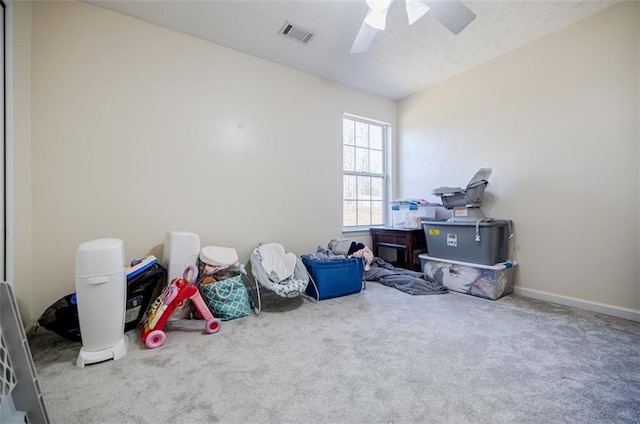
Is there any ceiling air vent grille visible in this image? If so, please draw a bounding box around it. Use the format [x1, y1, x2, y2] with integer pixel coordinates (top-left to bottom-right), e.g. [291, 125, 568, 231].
[278, 21, 314, 45]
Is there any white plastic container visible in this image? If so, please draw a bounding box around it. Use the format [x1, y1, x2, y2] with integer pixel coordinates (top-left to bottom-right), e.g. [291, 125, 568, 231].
[75, 238, 128, 367]
[391, 204, 438, 229]
[162, 231, 200, 319]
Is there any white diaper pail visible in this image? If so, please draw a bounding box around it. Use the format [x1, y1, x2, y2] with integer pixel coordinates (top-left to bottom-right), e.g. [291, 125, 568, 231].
[75, 238, 128, 367]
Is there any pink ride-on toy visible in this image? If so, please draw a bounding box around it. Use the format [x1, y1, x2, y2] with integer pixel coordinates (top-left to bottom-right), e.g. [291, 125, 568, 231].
[141, 264, 221, 349]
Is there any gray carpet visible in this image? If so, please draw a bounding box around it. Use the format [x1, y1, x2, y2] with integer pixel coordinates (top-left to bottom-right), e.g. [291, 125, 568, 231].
[28, 283, 640, 424]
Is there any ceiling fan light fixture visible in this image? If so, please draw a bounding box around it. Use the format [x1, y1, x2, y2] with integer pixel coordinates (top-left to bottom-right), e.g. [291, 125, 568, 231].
[364, 9, 389, 30]
[406, 0, 430, 26]
[351, 0, 476, 55]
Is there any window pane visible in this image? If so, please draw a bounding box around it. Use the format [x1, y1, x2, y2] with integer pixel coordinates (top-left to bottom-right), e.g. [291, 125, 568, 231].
[343, 201, 357, 226]
[342, 115, 388, 228]
[357, 201, 371, 225]
[357, 176, 371, 200]
[370, 149, 383, 174]
[355, 122, 367, 147]
[371, 200, 383, 225]
[343, 175, 356, 199]
[343, 145, 355, 172]
[343, 119, 355, 145]
[371, 177, 383, 200]
[355, 147, 368, 172]
[370, 125, 382, 149]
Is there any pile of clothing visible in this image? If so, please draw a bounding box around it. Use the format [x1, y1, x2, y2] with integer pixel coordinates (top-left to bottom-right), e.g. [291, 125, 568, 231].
[305, 239, 374, 270]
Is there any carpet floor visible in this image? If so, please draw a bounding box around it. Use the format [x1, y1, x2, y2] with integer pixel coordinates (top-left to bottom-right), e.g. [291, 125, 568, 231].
[28, 282, 640, 423]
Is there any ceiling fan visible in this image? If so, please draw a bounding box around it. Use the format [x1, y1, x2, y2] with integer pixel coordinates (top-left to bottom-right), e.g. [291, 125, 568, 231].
[351, 0, 476, 54]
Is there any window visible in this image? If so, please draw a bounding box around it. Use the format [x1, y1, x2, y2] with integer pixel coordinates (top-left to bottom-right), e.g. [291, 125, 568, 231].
[342, 115, 388, 229]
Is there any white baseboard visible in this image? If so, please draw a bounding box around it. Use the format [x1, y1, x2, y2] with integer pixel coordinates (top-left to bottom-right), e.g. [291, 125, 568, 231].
[24, 320, 36, 334]
[514, 287, 640, 323]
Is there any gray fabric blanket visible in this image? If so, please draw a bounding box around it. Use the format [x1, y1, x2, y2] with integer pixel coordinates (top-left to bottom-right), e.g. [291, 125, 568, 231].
[302, 246, 348, 261]
[365, 257, 448, 295]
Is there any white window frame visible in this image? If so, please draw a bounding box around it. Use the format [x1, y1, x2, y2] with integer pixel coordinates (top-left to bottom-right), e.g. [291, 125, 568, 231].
[342, 114, 389, 232]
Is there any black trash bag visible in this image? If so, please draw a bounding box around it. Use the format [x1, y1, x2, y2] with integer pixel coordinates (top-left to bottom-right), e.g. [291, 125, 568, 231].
[37, 293, 81, 342]
[37, 263, 167, 341]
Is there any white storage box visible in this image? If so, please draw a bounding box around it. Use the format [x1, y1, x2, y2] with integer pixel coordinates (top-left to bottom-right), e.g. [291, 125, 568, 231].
[391, 204, 437, 229]
[162, 231, 200, 319]
[419, 254, 516, 300]
[163, 231, 200, 283]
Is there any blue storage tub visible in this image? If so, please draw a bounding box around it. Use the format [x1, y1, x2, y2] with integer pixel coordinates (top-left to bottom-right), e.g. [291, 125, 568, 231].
[301, 256, 364, 300]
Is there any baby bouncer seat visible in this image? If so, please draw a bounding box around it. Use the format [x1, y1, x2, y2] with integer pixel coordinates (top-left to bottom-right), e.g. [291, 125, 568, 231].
[249, 242, 318, 313]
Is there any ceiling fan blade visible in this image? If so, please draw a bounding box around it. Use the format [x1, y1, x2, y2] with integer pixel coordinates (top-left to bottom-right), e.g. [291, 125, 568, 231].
[364, 8, 390, 30]
[424, 0, 476, 35]
[350, 21, 379, 54]
[406, 0, 430, 26]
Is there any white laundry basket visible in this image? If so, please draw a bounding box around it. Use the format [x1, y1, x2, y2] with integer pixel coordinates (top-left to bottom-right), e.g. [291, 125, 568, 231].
[75, 238, 128, 367]
[0, 281, 50, 423]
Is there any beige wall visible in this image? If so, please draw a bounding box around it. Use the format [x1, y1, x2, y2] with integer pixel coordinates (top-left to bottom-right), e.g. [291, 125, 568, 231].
[637, 0, 640, 314]
[21, 1, 396, 323]
[7, 1, 33, 321]
[14, 0, 639, 323]
[398, 2, 640, 315]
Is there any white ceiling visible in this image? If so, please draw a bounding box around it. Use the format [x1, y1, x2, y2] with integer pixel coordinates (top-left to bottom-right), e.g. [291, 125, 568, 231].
[85, 0, 620, 100]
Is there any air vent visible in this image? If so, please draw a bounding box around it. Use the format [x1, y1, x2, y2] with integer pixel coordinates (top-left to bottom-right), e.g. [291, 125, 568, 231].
[278, 21, 314, 45]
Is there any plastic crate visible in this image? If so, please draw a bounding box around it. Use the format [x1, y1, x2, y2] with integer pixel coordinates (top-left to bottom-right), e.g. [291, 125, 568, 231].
[390, 203, 437, 228]
[423, 219, 511, 265]
[419, 254, 516, 300]
[301, 256, 364, 300]
[0, 282, 50, 423]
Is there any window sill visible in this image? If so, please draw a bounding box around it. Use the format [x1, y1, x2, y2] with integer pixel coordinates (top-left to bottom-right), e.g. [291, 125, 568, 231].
[342, 227, 375, 236]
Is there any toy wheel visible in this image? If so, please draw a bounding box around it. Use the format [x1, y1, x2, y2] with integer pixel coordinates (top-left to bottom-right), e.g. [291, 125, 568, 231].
[145, 330, 166, 349]
[206, 318, 222, 334]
